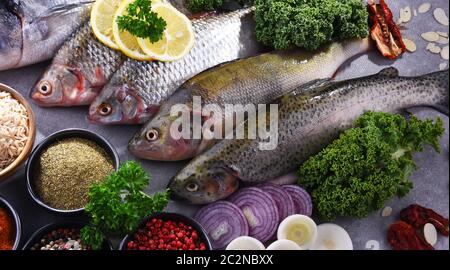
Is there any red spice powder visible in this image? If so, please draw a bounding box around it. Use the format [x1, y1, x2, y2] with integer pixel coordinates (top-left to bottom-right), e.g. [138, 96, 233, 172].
[0, 207, 15, 250]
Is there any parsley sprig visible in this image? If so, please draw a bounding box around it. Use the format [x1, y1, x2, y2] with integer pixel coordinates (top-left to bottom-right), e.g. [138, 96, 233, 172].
[81, 160, 169, 250]
[117, 0, 167, 43]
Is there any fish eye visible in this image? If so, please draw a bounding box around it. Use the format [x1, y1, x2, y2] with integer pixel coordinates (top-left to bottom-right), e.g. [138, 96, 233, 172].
[38, 81, 52, 96]
[146, 129, 159, 141]
[185, 182, 199, 192]
[98, 103, 112, 116]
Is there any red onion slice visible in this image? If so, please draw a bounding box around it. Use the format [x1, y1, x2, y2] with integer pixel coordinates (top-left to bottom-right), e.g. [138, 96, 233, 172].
[194, 201, 249, 249]
[283, 185, 313, 216]
[228, 187, 279, 243]
[259, 183, 295, 222]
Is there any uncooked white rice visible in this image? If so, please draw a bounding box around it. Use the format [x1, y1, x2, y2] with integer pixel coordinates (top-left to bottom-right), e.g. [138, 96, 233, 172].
[0, 90, 29, 171]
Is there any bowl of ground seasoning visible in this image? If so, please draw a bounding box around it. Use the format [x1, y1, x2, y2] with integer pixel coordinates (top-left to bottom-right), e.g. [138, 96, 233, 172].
[0, 83, 36, 181]
[26, 129, 119, 214]
[0, 196, 21, 250]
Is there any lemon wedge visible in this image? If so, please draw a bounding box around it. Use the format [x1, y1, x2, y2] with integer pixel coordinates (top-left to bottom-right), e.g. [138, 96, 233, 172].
[112, 0, 155, 61]
[90, 0, 122, 50]
[137, 2, 194, 62]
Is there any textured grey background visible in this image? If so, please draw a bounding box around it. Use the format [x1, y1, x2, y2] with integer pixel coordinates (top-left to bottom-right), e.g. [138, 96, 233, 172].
[0, 0, 448, 250]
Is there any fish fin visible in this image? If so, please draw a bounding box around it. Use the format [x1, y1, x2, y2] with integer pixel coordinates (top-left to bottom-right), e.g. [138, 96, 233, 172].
[377, 67, 400, 78]
[288, 78, 334, 97]
[430, 105, 449, 116]
[406, 106, 449, 116]
[31, 1, 93, 23]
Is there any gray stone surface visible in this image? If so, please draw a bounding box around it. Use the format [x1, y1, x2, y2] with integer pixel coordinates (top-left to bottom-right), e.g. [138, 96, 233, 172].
[0, 0, 448, 250]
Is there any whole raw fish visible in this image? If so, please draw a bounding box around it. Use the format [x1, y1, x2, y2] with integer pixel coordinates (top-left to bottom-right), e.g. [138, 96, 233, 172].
[30, 23, 126, 107]
[128, 38, 371, 161]
[0, 0, 92, 71]
[168, 68, 449, 204]
[87, 7, 264, 125]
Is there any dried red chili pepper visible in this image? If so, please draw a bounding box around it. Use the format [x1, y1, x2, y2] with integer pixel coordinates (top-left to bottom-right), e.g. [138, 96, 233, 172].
[400, 204, 449, 236]
[387, 221, 433, 250]
[367, 0, 406, 59]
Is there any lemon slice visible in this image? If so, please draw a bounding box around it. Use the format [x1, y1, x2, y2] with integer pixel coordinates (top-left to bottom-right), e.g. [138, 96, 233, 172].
[91, 0, 122, 50]
[137, 2, 194, 62]
[113, 0, 155, 61]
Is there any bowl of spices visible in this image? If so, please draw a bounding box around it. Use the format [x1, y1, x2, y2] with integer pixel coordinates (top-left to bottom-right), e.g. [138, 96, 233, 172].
[119, 213, 212, 250]
[26, 129, 119, 214]
[22, 221, 112, 250]
[0, 83, 36, 181]
[0, 196, 21, 250]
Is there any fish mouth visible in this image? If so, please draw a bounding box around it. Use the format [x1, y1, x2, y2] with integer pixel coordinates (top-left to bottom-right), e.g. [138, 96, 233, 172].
[168, 189, 190, 203]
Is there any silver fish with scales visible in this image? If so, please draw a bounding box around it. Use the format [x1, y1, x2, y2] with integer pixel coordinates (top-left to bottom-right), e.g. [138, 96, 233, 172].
[0, 0, 93, 71]
[87, 7, 265, 125]
[31, 23, 126, 107]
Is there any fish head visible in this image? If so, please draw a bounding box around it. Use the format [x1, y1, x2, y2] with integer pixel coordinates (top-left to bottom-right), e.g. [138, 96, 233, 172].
[31, 64, 105, 107]
[168, 161, 240, 204]
[88, 81, 158, 125]
[128, 105, 204, 161]
[0, 3, 22, 70]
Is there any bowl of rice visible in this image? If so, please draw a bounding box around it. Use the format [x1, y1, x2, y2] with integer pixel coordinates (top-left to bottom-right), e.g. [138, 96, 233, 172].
[0, 83, 36, 181]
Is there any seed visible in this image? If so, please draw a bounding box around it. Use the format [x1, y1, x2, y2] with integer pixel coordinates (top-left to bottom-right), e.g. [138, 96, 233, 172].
[439, 63, 447, 70]
[434, 8, 449, 26]
[421, 32, 440, 42]
[381, 206, 393, 217]
[403, 38, 417, 52]
[413, 9, 417, 17]
[423, 223, 437, 246]
[436, 36, 449, 44]
[418, 3, 431, 14]
[441, 45, 449, 60]
[427, 43, 442, 54]
[437, 31, 448, 38]
[400, 7, 412, 23]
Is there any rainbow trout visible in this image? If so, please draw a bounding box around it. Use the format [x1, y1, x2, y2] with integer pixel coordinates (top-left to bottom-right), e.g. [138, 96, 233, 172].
[128, 38, 371, 161]
[168, 68, 449, 204]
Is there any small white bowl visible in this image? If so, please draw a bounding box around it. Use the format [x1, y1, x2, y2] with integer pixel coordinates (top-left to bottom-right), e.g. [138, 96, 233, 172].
[226, 236, 265, 250]
[277, 214, 317, 250]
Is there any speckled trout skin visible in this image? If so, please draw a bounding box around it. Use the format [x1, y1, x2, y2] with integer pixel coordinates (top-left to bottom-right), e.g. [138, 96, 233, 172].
[0, 0, 92, 71]
[30, 23, 126, 107]
[169, 68, 449, 204]
[88, 7, 265, 125]
[128, 38, 371, 161]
